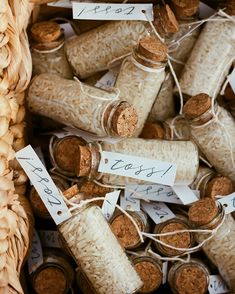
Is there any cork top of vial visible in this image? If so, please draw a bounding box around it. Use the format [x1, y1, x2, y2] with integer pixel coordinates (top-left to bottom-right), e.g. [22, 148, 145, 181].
[31, 21, 62, 43]
[205, 175, 234, 199]
[153, 4, 179, 37]
[171, 0, 200, 18]
[137, 37, 168, 62]
[188, 198, 218, 226]
[140, 122, 166, 139]
[183, 93, 211, 120]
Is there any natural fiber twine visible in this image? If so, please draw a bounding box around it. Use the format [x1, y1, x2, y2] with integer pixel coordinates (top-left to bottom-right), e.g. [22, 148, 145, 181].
[0, 1, 34, 293]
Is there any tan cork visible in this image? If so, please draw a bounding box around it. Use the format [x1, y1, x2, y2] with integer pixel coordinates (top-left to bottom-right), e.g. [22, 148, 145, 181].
[188, 198, 218, 226]
[75, 145, 92, 177]
[183, 93, 211, 120]
[205, 176, 234, 199]
[31, 21, 62, 43]
[138, 37, 168, 62]
[140, 122, 165, 139]
[171, 0, 199, 18]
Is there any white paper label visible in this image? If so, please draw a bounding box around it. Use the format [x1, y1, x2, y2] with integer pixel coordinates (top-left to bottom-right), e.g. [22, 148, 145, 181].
[60, 23, 76, 39]
[199, 2, 216, 18]
[72, 2, 153, 21]
[218, 192, 235, 214]
[16, 145, 72, 225]
[38, 230, 61, 248]
[125, 184, 182, 204]
[228, 68, 235, 94]
[141, 201, 175, 224]
[99, 151, 177, 186]
[172, 185, 198, 205]
[208, 275, 230, 294]
[102, 190, 120, 220]
[162, 261, 168, 284]
[63, 126, 122, 144]
[121, 189, 141, 211]
[28, 230, 43, 274]
[95, 71, 118, 90]
[48, 0, 72, 8]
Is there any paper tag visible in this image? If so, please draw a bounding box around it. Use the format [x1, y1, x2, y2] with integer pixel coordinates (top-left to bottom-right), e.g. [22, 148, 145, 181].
[63, 126, 122, 144]
[99, 151, 177, 186]
[38, 230, 61, 248]
[125, 184, 182, 204]
[228, 68, 235, 94]
[172, 186, 198, 205]
[162, 261, 168, 284]
[28, 230, 43, 274]
[72, 2, 153, 21]
[95, 71, 118, 90]
[199, 2, 216, 19]
[141, 202, 176, 224]
[120, 189, 140, 211]
[208, 275, 230, 294]
[218, 192, 235, 214]
[16, 145, 72, 225]
[60, 23, 76, 39]
[102, 190, 120, 220]
[48, 0, 72, 8]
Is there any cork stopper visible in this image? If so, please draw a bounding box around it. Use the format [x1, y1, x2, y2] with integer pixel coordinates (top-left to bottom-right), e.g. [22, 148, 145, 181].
[110, 212, 144, 249]
[140, 122, 165, 139]
[205, 176, 234, 199]
[29, 187, 50, 219]
[54, 136, 86, 173]
[222, 0, 235, 16]
[134, 260, 162, 293]
[138, 37, 168, 62]
[153, 5, 179, 37]
[171, 0, 199, 18]
[31, 21, 62, 43]
[158, 222, 191, 256]
[183, 93, 211, 120]
[111, 102, 138, 137]
[75, 145, 92, 177]
[78, 180, 113, 197]
[188, 198, 218, 226]
[224, 83, 235, 101]
[175, 264, 208, 294]
[33, 267, 67, 294]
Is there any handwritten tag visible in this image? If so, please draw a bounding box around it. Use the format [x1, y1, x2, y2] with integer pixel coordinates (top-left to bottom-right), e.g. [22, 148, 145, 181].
[141, 201, 175, 224]
[172, 186, 198, 205]
[72, 2, 153, 21]
[63, 126, 122, 144]
[228, 68, 235, 94]
[120, 191, 140, 211]
[28, 230, 43, 274]
[102, 190, 120, 220]
[16, 145, 72, 225]
[218, 192, 235, 214]
[125, 184, 182, 204]
[99, 151, 177, 186]
[199, 2, 216, 18]
[208, 275, 230, 294]
[95, 71, 118, 90]
[38, 230, 61, 248]
[162, 261, 168, 284]
[48, 0, 72, 8]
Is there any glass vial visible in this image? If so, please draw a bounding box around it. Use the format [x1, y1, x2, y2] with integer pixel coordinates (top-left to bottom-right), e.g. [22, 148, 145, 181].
[189, 198, 235, 290]
[132, 254, 163, 293]
[75, 138, 199, 186]
[110, 209, 150, 250]
[153, 215, 194, 257]
[178, 3, 235, 99]
[28, 73, 138, 137]
[31, 248, 75, 294]
[168, 258, 210, 294]
[30, 21, 73, 79]
[115, 36, 167, 136]
[59, 204, 143, 294]
[183, 93, 235, 184]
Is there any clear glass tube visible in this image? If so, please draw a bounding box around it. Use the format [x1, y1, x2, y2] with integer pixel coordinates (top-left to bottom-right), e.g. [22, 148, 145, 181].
[59, 205, 143, 294]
